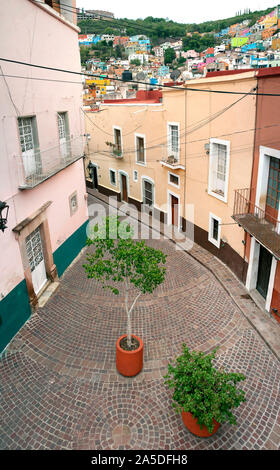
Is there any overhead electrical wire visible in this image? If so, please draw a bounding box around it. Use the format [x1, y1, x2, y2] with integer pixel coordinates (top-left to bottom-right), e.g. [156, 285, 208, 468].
[83, 90, 252, 154]
[2, 57, 280, 97]
[84, 126, 280, 165]
[0, 73, 83, 85]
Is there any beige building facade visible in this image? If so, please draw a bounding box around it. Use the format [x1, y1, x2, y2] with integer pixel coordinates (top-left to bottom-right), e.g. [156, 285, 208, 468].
[85, 72, 257, 280]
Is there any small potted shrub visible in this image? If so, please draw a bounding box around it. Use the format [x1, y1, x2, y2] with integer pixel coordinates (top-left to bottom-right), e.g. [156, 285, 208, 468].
[83, 216, 166, 377]
[164, 344, 246, 437]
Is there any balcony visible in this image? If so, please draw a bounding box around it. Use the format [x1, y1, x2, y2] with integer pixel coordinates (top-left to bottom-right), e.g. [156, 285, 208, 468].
[104, 141, 123, 159]
[160, 154, 185, 170]
[111, 146, 123, 159]
[16, 136, 85, 189]
[232, 188, 280, 258]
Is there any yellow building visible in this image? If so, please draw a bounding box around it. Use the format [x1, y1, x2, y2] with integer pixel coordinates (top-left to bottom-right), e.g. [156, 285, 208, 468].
[86, 78, 111, 95]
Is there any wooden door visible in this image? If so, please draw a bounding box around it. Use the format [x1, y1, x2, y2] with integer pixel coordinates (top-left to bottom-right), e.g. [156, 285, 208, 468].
[171, 194, 179, 227]
[265, 157, 280, 225]
[121, 174, 128, 202]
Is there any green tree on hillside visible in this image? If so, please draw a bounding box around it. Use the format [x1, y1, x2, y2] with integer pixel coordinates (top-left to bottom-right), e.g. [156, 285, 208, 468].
[80, 45, 90, 65]
[164, 47, 176, 65]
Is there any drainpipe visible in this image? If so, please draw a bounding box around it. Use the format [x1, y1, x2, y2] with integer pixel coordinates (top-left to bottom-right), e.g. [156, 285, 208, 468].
[243, 76, 258, 283]
[183, 88, 187, 232]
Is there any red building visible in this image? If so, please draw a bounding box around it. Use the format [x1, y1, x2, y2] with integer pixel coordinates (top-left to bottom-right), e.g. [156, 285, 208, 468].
[113, 36, 129, 47]
[233, 67, 280, 323]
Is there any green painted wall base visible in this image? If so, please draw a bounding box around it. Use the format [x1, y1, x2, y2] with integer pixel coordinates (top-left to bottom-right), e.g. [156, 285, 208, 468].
[0, 279, 31, 353]
[0, 220, 89, 354]
[53, 219, 89, 278]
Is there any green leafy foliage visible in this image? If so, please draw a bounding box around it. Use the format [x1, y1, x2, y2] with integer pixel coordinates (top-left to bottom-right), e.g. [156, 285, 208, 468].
[83, 216, 166, 296]
[164, 345, 246, 433]
[78, 7, 275, 43]
[80, 45, 90, 65]
[182, 33, 216, 53]
[130, 59, 141, 66]
[164, 47, 176, 65]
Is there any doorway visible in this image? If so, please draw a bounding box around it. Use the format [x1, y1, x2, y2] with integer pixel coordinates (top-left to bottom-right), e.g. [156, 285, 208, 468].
[120, 173, 128, 202]
[92, 165, 98, 189]
[170, 194, 179, 227]
[256, 245, 272, 299]
[25, 226, 47, 295]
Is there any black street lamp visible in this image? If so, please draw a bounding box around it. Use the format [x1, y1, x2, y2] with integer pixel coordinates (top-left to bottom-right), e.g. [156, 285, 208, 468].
[0, 201, 9, 232]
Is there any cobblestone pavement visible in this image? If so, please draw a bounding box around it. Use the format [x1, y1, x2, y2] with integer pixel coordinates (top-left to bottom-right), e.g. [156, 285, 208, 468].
[0, 194, 280, 450]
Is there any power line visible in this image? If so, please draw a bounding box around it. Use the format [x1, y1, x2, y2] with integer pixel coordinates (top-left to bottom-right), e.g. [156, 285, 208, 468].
[81, 106, 142, 137]
[84, 90, 251, 153]
[0, 73, 83, 85]
[85, 126, 280, 164]
[2, 57, 280, 97]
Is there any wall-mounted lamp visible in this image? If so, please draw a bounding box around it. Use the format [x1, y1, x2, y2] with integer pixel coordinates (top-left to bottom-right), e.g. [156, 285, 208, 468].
[221, 238, 227, 248]
[0, 201, 9, 233]
[204, 143, 210, 154]
[87, 161, 95, 179]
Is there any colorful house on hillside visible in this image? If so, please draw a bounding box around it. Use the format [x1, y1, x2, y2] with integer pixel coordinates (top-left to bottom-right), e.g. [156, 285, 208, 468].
[231, 37, 249, 48]
[114, 36, 129, 47]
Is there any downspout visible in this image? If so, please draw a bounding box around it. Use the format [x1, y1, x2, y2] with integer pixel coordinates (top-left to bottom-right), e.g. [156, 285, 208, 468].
[242, 73, 258, 283]
[183, 88, 187, 231]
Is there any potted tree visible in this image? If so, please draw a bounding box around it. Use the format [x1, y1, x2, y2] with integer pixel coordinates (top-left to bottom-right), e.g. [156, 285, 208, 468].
[164, 344, 246, 437]
[83, 216, 166, 377]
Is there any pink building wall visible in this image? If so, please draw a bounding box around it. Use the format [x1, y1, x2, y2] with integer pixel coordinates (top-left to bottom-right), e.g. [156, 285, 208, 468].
[0, 0, 88, 298]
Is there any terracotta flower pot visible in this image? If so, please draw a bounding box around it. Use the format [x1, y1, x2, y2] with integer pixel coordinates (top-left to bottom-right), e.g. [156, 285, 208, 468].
[116, 334, 143, 377]
[181, 411, 220, 437]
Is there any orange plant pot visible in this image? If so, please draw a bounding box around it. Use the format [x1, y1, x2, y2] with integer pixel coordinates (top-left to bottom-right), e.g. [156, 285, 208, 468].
[181, 411, 220, 437]
[116, 334, 143, 377]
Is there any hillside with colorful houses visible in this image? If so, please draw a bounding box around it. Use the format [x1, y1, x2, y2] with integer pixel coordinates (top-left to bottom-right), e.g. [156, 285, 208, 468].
[79, 5, 280, 106]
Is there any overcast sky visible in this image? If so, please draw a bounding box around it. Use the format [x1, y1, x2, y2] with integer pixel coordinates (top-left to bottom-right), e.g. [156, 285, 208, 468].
[76, 1, 276, 24]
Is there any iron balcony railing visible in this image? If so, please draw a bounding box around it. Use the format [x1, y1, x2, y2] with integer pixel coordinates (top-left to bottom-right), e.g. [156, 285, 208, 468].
[15, 136, 86, 189]
[233, 188, 280, 258]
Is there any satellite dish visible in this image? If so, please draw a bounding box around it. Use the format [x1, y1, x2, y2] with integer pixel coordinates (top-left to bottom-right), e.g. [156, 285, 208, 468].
[170, 70, 181, 81]
[136, 72, 146, 81]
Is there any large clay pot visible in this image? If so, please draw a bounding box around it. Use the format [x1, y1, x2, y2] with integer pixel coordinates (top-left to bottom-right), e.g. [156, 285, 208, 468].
[116, 334, 143, 377]
[181, 411, 220, 437]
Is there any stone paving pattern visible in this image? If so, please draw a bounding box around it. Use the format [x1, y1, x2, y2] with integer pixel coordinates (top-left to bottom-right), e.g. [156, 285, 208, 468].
[0, 194, 280, 450]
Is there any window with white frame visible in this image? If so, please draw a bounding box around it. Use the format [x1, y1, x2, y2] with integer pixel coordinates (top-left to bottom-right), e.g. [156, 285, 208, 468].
[208, 139, 230, 202]
[57, 112, 67, 140]
[110, 169, 117, 186]
[167, 123, 179, 161]
[208, 213, 221, 248]
[18, 116, 40, 177]
[168, 172, 180, 187]
[113, 127, 122, 155]
[136, 135, 145, 164]
[143, 179, 154, 206]
[18, 117, 35, 153]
